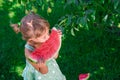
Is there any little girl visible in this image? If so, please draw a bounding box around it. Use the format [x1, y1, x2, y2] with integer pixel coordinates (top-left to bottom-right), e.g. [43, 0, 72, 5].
[11, 12, 66, 80]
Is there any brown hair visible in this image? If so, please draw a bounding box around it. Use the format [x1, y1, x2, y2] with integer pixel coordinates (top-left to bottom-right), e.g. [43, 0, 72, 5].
[11, 12, 50, 40]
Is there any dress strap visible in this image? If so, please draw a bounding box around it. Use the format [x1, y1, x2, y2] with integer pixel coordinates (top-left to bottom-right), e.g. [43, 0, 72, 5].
[25, 44, 34, 51]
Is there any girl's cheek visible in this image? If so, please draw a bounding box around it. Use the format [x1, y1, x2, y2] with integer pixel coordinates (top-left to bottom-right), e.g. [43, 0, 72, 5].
[38, 35, 50, 43]
[40, 39, 46, 43]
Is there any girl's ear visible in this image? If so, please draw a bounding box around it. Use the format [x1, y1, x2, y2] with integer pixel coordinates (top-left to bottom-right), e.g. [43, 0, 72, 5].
[28, 39, 33, 44]
[27, 38, 36, 45]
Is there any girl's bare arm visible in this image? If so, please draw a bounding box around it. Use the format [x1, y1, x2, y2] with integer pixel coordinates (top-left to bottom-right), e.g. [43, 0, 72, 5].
[53, 53, 59, 59]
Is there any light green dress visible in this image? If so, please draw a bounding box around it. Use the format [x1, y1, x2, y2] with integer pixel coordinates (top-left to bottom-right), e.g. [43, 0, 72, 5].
[22, 44, 66, 80]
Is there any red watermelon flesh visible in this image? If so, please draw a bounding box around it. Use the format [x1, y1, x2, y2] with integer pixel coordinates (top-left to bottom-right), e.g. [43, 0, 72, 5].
[79, 73, 90, 80]
[28, 27, 61, 63]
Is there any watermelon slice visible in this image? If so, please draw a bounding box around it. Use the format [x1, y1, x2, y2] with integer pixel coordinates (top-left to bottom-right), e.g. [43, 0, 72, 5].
[28, 27, 61, 63]
[79, 73, 90, 80]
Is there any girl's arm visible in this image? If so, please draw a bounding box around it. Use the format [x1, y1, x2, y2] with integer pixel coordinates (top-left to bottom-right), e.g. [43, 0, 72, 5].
[25, 48, 48, 74]
[53, 52, 59, 59]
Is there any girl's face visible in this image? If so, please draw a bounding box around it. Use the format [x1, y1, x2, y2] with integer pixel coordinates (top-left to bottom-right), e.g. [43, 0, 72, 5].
[35, 29, 49, 43]
[27, 29, 49, 47]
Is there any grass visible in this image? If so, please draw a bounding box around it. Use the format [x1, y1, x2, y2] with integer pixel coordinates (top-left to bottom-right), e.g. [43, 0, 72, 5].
[58, 27, 120, 80]
[0, 0, 120, 80]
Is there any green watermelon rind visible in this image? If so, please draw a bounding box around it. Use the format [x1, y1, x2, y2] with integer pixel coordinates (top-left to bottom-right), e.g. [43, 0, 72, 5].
[85, 73, 90, 80]
[28, 57, 38, 63]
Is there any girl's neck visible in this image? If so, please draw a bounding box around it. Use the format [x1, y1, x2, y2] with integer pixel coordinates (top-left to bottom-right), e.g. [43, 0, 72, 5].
[34, 43, 42, 49]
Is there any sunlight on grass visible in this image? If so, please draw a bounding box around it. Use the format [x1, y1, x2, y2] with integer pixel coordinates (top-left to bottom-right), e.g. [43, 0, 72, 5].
[10, 65, 24, 77]
[50, 2, 54, 7]
[111, 48, 115, 51]
[9, 0, 13, 2]
[8, 2, 21, 11]
[0, 0, 3, 8]
[79, 24, 84, 28]
[93, 66, 104, 74]
[46, 0, 49, 2]
[12, 3, 21, 8]
[59, 55, 62, 58]
[8, 2, 21, 19]
[32, 6, 37, 13]
[47, 7, 52, 14]
[100, 66, 104, 70]
[93, 71, 98, 74]
[15, 66, 23, 76]
[9, 11, 15, 18]
[41, 5, 45, 11]
[118, 23, 120, 28]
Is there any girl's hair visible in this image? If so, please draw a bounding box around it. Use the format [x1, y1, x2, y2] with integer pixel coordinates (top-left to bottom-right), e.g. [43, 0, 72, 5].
[11, 12, 50, 40]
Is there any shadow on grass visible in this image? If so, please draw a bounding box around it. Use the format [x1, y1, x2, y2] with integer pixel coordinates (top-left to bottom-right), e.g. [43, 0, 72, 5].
[0, 72, 23, 80]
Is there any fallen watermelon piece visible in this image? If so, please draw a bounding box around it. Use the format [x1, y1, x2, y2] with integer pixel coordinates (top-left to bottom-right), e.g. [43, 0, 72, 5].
[28, 27, 61, 63]
[79, 73, 90, 80]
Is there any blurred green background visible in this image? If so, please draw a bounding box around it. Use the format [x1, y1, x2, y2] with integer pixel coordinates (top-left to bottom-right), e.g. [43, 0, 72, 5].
[0, 0, 120, 80]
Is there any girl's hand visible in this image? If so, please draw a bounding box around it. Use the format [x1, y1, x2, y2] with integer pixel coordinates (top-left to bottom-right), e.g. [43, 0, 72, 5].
[37, 61, 48, 74]
[53, 53, 59, 59]
[57, 29, 62, 35]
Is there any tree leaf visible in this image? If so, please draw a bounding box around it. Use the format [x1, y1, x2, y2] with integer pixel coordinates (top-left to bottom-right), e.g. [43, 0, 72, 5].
[66, 15, 72, 26]
[71, 28, 75, 36]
